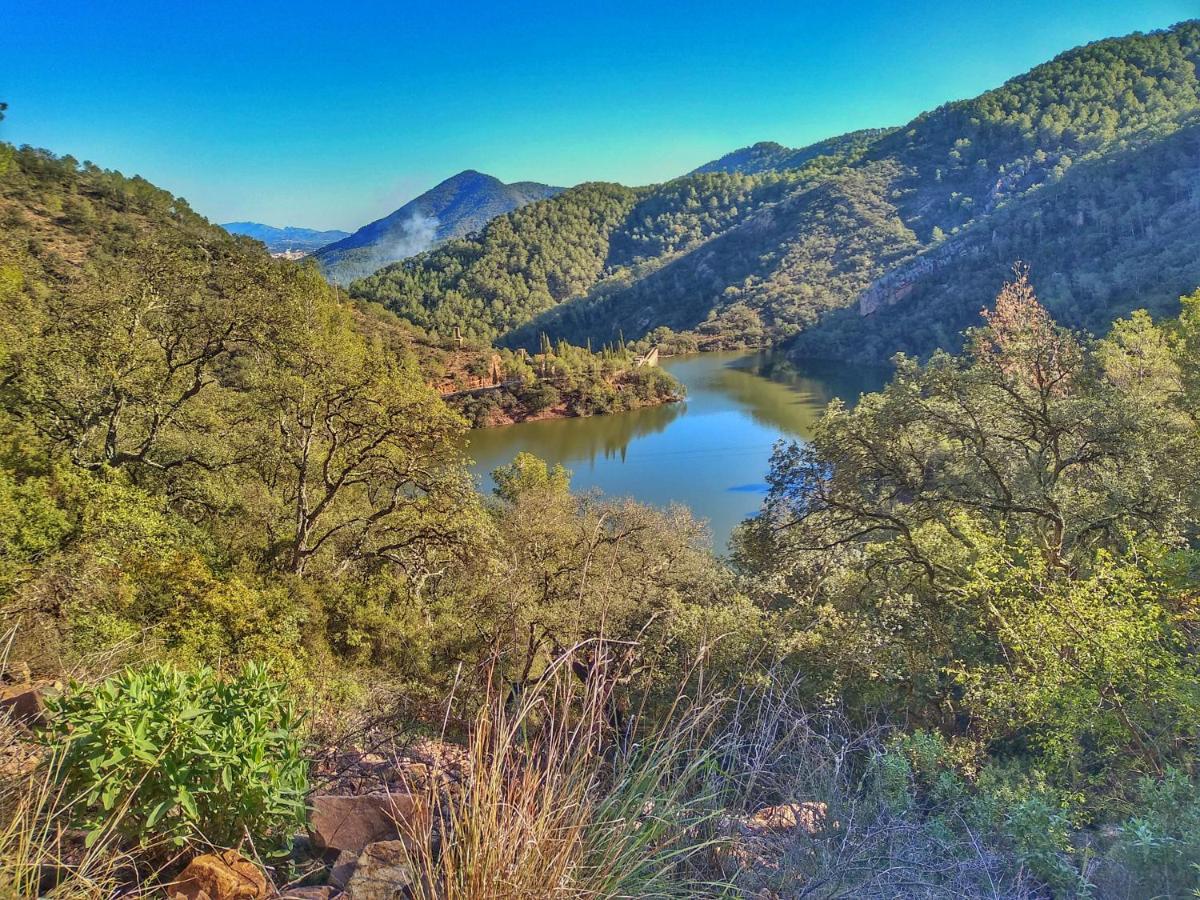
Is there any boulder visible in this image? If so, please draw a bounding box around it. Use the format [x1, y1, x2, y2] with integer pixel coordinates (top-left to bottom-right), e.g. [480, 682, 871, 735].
[341, 840, 412, 900]
[309, 791, 429, 854]
[171, 850, 268, 900]
[0, 683, 45, 727]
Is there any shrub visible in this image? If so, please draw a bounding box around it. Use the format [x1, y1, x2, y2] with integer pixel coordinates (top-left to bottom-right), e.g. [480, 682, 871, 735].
[44, 663, 307, 852]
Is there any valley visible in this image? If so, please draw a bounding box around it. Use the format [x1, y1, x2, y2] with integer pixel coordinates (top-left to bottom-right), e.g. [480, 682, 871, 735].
[3, 13, 1200, 900]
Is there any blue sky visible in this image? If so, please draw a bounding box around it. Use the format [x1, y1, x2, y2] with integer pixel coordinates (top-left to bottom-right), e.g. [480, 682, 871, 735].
[3, 1, 1195, 231]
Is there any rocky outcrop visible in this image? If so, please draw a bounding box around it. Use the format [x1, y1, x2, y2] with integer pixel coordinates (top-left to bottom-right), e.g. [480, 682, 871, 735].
[171, 850, 268, 900]
[857, 240, 984, 316]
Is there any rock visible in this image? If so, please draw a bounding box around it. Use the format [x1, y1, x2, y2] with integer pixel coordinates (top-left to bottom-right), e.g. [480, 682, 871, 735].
[743, 802, 828, 836]
[278, 887, 335, 900]
[0, 683, 45, 727]
[329, 849, 359, 889]
[171, 850, 268, 900]
[342, 840, 412, 900]
[309, 792, 429, 854]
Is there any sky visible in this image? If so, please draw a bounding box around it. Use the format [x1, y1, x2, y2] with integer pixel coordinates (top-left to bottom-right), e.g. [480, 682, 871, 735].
[3, 1, 1196, 231]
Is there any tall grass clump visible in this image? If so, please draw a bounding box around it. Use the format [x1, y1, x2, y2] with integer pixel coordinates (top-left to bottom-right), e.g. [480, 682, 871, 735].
[401, 648, 730, 899]
[0, 713, 134, 898]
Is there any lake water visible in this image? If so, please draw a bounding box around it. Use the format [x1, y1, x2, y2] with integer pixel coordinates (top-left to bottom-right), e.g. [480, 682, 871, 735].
[465, 353, 887, 549]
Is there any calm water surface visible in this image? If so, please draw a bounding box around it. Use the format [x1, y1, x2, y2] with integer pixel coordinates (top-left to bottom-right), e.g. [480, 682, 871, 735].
[465, 353, 887, 549]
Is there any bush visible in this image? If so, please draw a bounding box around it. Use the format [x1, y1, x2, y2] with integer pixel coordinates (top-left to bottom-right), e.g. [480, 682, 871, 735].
[45, 663, 307, 852]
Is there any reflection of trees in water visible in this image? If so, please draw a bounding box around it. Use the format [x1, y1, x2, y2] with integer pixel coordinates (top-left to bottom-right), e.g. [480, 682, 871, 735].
[465, 399, 683, 473]
[720, 354, 888, 434]
[734, 353, 890, 400]
[464, 353, 887, 487]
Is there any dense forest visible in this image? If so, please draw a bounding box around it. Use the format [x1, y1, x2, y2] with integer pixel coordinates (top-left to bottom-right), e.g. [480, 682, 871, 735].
[355, 304, 681, 428]
[350, 21, 1200, 366]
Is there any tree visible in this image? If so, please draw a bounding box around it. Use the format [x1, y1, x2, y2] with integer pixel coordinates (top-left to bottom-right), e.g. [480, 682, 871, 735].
[491, 452, 570, 503]
[0, 239, 284, 478]
[736, 275, 1200, 740]
[247, 285, 476, 580]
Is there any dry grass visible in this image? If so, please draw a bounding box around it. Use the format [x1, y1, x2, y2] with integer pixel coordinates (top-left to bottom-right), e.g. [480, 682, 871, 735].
[0, 723, 131, 900]
[399, 650, 730, 899]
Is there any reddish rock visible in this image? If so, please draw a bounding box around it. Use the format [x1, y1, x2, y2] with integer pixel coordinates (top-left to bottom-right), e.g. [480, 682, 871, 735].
[0, 683, 45, 727]
[171, 850, 268, 900]
[309, 792, 429, 854]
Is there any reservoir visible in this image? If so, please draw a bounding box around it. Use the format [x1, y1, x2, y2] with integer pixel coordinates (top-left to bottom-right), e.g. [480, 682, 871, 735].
[465, 352, 887, 550]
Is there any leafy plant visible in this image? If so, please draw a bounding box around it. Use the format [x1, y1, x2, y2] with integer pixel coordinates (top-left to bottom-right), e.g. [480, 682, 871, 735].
[44, 663, 307, 852]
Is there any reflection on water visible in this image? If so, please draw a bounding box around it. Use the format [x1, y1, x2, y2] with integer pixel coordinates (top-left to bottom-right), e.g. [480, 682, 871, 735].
[465, 352, 887, 549]
[466, 395, 684, 469]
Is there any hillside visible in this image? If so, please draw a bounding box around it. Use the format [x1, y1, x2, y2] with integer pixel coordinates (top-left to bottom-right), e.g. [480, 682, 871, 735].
[350, 20, 1200, 361]
[690, 128, 894, 175]
[350, 167, 851, 342]
[220, 221, 349, 255]
[314, 170, 563, 285]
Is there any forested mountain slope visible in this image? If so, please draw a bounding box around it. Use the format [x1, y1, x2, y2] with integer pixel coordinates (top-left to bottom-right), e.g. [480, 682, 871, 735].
[690, 128, 894, 175]
[351, 20, 1200, 361]
[314, 170, 562, 285]
[794, 116, 1200, 360]
[351, 162, 860, 342]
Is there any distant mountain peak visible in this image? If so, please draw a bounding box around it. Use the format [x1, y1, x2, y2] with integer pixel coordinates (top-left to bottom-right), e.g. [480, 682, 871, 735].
[313, 170, 563, 285]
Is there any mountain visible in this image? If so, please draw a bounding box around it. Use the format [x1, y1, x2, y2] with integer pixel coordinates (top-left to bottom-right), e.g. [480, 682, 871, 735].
[220, 222, 349, 256]
[313, 170, 563, 285]
[690, 129, 894, 175]
[350, 20, 1200, 362]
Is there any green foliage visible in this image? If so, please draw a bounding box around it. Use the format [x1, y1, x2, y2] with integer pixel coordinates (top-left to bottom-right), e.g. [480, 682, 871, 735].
[44, 663, 307, 852]
[1102, 769, 1200, 896]
[876, 732, 1087, 895]
[957, 543, 1200, 786]
[491, 452, 571, 503]
[738, 276, 1200, 814]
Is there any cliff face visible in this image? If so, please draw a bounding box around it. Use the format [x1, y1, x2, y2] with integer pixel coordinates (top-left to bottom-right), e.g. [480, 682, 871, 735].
[857, 240, 985, 317]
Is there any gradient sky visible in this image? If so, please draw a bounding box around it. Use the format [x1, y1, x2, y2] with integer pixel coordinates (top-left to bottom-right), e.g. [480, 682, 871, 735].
[4, 1, 1195, 231]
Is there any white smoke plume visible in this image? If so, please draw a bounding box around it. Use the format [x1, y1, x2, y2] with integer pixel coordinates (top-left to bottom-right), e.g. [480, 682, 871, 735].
[325, 211, 443, 285]
[383, 211, 439, 261]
